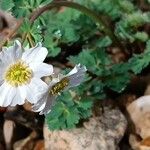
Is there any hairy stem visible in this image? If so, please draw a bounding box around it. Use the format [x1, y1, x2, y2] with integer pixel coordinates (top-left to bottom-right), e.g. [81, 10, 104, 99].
[27, 33, 35, 47]
[30, 1, 121, 46]
[0, 1, 123, 49]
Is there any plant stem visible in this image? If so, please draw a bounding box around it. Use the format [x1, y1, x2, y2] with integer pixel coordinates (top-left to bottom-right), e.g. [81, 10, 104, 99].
[0, 1, 123, 49]
[27, 33, 35, 47]
[30, 1, 121, 47]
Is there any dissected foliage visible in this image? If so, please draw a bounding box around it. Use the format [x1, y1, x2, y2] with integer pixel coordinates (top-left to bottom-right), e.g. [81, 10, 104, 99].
[0, 0, 150, 130]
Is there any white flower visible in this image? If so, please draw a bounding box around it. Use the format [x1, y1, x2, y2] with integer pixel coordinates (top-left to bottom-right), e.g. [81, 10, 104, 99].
[0, 40, 53, 106]
[32, 64, 87, 115]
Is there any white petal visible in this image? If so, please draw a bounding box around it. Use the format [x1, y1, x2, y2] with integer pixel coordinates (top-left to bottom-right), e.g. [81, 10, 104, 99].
[0, 82, 25, 107]
[32, 81, 57, 109]
[67, 65, 79, 76]
[68, 76, 84, 87]
[32, 101, 46, 112]
[67, 64, 87, 87]
[3, 87, 15, 106]
[0, 50, 12, 66]
[67, 64, 86, 76]
[26, 77, 48, 103]
[22, 43, 48, 64]
[39, 95, 56, 115]
[11, 40, 22, 60]
[0, 66, 5, 83]
[30, 63, 53, 78]
[32, 91, 48, 111]
[18, 86, 27, 100]
[0, 40, 22, 65]
[32, 85, 57, 115]
[0, 82, 11, 106]
[10, 88, 24, 106]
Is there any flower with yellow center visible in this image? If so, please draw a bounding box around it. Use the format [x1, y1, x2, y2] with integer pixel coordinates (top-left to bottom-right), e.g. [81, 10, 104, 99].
[0, 40, 53, 106]
[5, 61, 33, 86]
[32, 64, 87, 115]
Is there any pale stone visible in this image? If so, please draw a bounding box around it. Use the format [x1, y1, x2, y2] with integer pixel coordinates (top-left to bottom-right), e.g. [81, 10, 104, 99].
[44, 107, 127, 150]
[127, 95, 150, 139]
[3, 120, 15, 150]
[129, 134, 150, 150]
[127, 96, 150, 150]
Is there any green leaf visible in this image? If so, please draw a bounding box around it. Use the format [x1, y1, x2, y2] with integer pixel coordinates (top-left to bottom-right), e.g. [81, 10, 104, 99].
[77, 99, 93, 110]
[0, 0, 14, 10]
[129, 53, 150, 74]
[65, 107, 80, 128]
[49, 47, 61, 57]
[134, 32, 149, 42]
[96, 36, 112, 48]
[46, 118, 61, 130]
[19, 19, 31, 33]
[76, 98, 93, 119]
[43, 34, 61, 57]
[104, 63, 130, 92]
[46, 91, 93, 130]
[68, 50, 96, 69]
[68, 48, 112, 76]
[129, 41, 150, 74]
[105, 73, 130, 92]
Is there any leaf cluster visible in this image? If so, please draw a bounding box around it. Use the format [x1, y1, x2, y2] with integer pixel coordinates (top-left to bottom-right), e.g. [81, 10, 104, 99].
[46, 92, 92, 130]
[1, 0, 150, 130]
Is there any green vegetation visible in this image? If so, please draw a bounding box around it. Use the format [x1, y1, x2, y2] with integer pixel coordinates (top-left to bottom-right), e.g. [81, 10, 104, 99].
[1, 0, 150, 130]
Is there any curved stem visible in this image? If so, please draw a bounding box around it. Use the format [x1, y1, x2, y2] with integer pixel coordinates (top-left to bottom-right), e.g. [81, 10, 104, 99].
[0, 1, 123, 49]
[30, 1, 121, 47]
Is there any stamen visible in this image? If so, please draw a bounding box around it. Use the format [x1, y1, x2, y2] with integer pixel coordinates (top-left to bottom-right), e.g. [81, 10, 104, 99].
[5, 61, 33, 86]
[50, 77, 69, 95]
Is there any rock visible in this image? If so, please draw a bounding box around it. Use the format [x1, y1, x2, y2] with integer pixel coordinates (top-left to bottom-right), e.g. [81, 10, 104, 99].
[3, 120, 15, 150]
[129, 134, 141, 150]
[127, 95, 150, 139]
[34, 140, 44, 150]
[44, 107, 127, 150]
[127, 95, 150, 150]
[129, 134, 150, 150]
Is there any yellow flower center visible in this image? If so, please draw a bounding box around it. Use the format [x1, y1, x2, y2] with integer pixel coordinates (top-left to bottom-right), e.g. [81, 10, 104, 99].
[5, 61, 33, 86]
[50, 77, 69, 95]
